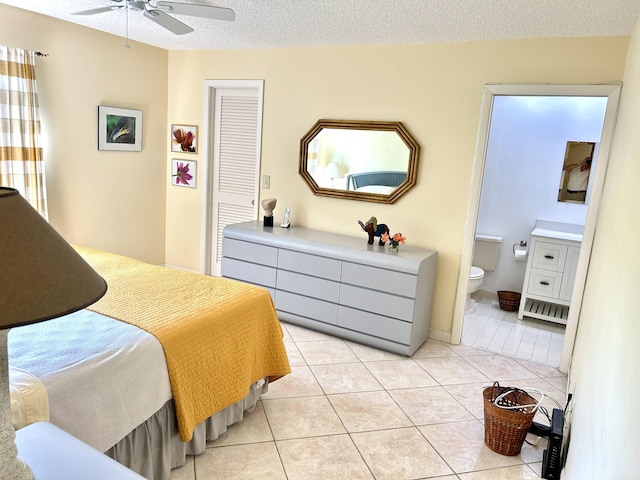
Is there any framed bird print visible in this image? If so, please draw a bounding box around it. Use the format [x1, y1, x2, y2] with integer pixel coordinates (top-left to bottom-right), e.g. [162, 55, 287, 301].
[171, 124, 197, 154]
[98, 106, 142, 151]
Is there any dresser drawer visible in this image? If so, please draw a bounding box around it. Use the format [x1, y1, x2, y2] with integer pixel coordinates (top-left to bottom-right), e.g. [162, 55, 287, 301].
[337, 306, 411, 345]
[532, 242, 567, 272]
[277, 249, 341, 281]
[221, 257, 276, 288]
[341, 262, 417, 297]
[222, 237, 278, 267]
[275, 291, 338, 325]
[339, 284, 415, 322]
[276, 270, 340, 303]
[528, 268, 563, 298]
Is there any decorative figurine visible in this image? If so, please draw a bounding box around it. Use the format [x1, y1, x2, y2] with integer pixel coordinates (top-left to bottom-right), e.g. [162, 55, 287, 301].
[261, 198, 277, 227]
[358, 217, 390, 245]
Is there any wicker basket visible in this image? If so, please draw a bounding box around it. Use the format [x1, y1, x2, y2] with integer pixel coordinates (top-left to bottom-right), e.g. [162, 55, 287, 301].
[497, 291, 521, 312]
[483, 384, 537, 456]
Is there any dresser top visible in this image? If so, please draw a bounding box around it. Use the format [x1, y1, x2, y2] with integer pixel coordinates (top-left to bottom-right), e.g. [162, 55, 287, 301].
[224, 221, 437, 274]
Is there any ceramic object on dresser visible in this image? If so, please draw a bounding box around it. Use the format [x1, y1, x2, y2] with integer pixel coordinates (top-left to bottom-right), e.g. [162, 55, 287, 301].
[221, 221, 438, 356]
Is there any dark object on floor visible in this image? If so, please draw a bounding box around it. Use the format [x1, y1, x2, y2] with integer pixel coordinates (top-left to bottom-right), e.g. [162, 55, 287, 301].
[483, 383, 537, 456]
[497, 290, 521, 311]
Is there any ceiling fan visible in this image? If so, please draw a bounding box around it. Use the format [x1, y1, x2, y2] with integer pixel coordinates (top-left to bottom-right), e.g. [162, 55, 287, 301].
[72, 0, 235, 35]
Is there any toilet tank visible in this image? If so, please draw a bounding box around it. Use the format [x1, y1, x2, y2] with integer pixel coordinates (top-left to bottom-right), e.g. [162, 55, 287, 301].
[473, 234, 503, 271]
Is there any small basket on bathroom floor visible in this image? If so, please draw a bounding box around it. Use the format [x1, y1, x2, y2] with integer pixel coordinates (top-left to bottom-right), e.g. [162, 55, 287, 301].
[497, 291, 521, 312]
[482, 384, 538, 456]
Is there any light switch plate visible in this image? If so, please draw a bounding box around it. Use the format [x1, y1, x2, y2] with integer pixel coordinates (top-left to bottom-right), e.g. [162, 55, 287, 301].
[261, 175, 270, 189]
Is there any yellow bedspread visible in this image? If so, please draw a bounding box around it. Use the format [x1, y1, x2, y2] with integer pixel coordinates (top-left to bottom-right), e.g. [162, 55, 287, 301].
[75, 246, 291, 442]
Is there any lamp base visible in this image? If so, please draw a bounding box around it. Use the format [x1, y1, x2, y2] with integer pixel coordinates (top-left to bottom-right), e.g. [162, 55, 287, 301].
[0, 330, 34, 480]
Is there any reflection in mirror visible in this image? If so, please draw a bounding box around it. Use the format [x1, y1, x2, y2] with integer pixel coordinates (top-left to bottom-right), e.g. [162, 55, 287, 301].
[557, 141, 595, 204]
[299, 120, 419, 204]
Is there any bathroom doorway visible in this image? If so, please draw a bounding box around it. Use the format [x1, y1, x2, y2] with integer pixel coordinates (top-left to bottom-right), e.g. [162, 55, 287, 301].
[450, 84, 621, 372]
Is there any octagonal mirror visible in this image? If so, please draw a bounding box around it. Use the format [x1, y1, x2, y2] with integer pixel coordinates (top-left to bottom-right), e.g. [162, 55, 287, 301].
[299, 120, 420, 204]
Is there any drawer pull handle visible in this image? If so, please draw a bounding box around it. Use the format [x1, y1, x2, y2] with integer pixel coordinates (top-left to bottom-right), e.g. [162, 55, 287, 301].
[544, 255, 554, 259]
[540, 281, 550, 286]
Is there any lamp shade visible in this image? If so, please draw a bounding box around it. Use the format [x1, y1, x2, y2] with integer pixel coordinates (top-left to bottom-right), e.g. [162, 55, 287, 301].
[0, 188, 107, 328]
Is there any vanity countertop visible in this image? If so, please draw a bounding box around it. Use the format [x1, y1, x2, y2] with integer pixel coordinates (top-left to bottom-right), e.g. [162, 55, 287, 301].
[532, 219, 584, 243]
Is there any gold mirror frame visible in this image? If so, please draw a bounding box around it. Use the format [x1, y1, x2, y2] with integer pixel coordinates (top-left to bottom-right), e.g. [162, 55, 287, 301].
[298, 120, 420, 204]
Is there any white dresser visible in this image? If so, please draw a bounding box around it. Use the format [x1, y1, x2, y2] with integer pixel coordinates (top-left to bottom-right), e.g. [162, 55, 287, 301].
[221, 221, 438, 356]
[518, 221, 583, 325]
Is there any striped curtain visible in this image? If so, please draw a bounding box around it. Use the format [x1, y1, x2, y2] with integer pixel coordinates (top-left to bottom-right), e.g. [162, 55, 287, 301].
[0, 45, 47, 218]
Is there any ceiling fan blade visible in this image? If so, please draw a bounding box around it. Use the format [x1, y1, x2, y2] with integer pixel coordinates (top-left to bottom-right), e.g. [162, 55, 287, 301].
[156, 1, 235, 22]
[143, 9, 194, 35]
[72, 6, 122, 15]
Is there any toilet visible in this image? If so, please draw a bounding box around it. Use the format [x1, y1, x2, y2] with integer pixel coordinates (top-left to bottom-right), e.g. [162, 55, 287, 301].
[467, 234, 503, 310]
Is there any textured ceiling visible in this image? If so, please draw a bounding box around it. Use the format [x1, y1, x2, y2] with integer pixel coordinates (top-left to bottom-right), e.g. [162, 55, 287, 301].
[1, 0, 640, 51]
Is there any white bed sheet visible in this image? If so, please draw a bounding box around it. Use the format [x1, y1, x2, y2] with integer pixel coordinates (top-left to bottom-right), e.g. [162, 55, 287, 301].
[8, 309, 172, 453]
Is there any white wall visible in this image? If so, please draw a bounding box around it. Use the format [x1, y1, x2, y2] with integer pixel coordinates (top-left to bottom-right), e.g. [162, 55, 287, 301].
[562, 16, 640, 480]
[476, 96, 607, 295]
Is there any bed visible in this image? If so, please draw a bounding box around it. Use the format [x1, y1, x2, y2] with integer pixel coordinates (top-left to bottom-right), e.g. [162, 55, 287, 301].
[345, 170, 407, 192]
[8, 246, 291, 480]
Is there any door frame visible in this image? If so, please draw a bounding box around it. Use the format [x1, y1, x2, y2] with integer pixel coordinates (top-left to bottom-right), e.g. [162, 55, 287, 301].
[450, 83, 621, 373]
[199, 79, 264, 275]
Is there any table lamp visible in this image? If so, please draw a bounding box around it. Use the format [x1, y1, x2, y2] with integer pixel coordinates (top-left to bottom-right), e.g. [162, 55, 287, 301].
[0, 187, 107, 479]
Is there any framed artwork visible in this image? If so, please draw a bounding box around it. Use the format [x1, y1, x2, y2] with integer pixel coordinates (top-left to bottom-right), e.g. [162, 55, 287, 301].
[171, 159, 196, 188]
[171, 124, 198, 154]
[98, 106, 142, 151]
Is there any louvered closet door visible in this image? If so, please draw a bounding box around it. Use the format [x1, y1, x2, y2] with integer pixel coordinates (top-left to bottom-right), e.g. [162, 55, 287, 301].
[209, 88, 261, 275]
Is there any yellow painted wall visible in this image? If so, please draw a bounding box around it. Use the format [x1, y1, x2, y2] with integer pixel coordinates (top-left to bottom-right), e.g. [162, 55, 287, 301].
[166, 37, 629, 335]
[0, 4, 168, 264]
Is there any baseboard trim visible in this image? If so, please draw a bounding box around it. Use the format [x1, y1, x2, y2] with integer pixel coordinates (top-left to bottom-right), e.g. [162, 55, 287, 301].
[428, 329, 452, 344]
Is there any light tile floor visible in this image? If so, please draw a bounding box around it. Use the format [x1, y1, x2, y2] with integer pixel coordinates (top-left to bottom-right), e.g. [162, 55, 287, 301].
[462, 299, 566, 368]
[170, 321, 567, 480]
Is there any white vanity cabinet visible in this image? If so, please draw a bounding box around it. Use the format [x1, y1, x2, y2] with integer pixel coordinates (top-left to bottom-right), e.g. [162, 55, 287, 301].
[221, 221, 438, 356]
[518, 224, 583, 325]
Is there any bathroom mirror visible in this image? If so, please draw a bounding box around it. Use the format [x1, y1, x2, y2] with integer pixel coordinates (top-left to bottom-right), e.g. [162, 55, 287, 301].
[557, 141, 596, 204]
[299, 119, 420, 204]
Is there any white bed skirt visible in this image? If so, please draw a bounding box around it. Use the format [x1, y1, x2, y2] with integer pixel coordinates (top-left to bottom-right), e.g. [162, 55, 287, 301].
[105, 379, 268, 480]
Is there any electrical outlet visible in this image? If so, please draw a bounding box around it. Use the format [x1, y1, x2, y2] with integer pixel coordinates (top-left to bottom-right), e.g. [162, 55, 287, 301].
[261, 175, 270, 189]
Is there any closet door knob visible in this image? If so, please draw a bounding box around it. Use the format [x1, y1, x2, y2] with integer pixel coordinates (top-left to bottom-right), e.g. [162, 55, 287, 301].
[540, 281, 550, 286]
[544, 255, 554, 259]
